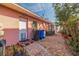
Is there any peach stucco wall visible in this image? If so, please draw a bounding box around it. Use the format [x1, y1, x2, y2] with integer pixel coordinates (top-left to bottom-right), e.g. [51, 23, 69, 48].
[0, 5, 20, 46]
[28, 17, 50, 31]
[0, 5, 51, 46]
[37, 22, 49, 31]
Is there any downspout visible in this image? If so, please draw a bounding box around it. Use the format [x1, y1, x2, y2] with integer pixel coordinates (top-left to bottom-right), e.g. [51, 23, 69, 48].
[27, 17, 29, 40]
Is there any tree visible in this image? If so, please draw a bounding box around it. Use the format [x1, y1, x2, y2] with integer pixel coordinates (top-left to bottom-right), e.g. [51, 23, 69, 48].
[53, 3, 79, 54]
[53, 3, 79, 34]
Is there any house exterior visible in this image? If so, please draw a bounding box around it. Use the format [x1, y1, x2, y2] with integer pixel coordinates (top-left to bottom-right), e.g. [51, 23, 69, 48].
[0, 3, 53, 46]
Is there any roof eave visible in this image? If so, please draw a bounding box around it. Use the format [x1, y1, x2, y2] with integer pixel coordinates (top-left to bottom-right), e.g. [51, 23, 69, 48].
[0, 3, 52, 24]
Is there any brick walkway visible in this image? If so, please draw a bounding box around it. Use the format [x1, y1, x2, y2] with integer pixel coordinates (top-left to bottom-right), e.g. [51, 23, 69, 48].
[24, 42, 51, 56]
[38, 33, 72, 56]
[24, 33, 72, 56]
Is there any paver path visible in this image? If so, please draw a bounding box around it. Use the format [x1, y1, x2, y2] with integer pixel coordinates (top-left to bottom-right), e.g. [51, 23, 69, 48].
[24, 42, 51, 56]
[24, 33, 72, 56]
[38, 33, 73, 56]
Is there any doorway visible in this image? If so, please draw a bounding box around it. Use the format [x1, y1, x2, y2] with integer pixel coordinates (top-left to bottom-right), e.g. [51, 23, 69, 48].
[19, 19, 27, 41]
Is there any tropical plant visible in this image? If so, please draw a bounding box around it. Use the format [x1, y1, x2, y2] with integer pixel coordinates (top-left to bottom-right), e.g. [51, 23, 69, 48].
[53, 3, 79, 54]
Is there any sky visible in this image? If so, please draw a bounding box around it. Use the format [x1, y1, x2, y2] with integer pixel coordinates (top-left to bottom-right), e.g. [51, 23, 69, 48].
[19, 3, 56, 22]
